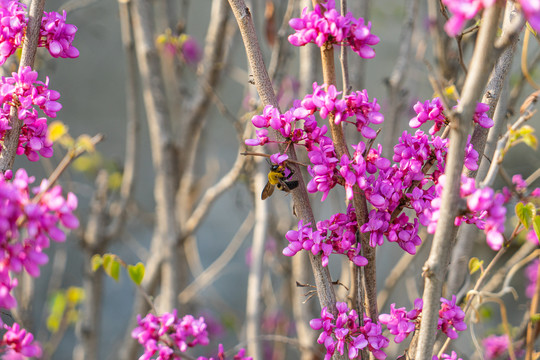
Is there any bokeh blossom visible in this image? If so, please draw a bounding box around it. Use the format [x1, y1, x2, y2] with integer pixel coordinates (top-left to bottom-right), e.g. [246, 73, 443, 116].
[0, 169, 78, 309]
[1, 322, 42, 359]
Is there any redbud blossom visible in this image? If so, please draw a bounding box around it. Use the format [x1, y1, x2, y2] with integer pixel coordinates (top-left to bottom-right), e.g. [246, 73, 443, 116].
[1, 322, 42, 358]
[481, 334, 510, 360]
[0, 66, 62, 162]
[288, 0, 379, 58]
[0, 169, 78, 309]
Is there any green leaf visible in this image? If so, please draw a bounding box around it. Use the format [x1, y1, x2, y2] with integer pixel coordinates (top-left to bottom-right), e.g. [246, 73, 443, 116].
[523, 133, 538, 149]
[516, 202, 536, 229]
[103, 254, 120, 282]
[478, 305, 493, 320]
[91, 254, 102, 272]
[469, 257, 483, 274]
[66, 287, 85, 304]
[532, 313, 540, 324]
[533, 215, 540, 243]
[47, 292, 67, 333]
[128, 262, 145, 285]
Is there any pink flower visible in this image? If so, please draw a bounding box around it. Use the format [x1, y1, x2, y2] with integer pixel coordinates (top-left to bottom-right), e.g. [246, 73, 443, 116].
[519, 0, 540, 32]
[525, 259, 539, 298]
[1, 322, 42, 358]
[133, 311, 210, 359]
[180, 36, 201, 64]
[482, 334, 510, 360]
[410, 97, 446, 134]
[442, 0, 495, 36]
[0, 67, 62, 162]
[0, 169, 78, 309]
[288, 1, 379, 58]
[438, 295, 467, 339]
[40, 10, 79, 59]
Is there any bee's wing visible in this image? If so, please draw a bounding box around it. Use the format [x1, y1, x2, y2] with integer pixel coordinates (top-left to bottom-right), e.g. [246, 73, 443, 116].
[261, 181, 275, 200]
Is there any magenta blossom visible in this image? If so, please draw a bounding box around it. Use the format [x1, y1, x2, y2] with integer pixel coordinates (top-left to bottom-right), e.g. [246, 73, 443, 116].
[310, 302, 389, 360]
[0, 66, 62, 162]
[1, 322, 42, 359]
[442, 0, 496, 36]
[289, 0, 379, 58]
[438, 295, 467, 339]
[482, 334, 510, 360]
[0, 169, 78, 309]
[433, 352, 463, 360]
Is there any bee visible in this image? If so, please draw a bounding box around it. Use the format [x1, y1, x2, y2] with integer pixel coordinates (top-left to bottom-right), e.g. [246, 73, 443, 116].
[261, 162, 299, 200]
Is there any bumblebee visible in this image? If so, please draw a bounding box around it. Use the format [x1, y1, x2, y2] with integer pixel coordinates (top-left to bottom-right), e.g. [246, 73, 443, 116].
[261, 163, 299, 200]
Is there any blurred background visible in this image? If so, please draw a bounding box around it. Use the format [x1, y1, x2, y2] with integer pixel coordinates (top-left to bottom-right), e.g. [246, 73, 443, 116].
[9, 0, 540, 359]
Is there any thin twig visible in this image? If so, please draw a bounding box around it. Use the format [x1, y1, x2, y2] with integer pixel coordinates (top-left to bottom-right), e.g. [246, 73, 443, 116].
[179, 212, 253, 303]
[227, 0, 341, 349]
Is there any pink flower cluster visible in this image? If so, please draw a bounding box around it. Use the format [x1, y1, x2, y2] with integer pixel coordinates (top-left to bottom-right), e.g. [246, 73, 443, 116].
[378, 296, 465, 345]
[410, 97, 446, 134]
[0, 66, 61, 161]
[438, 295, 467, 339]
[198, 344, 252, 360]
[442, 0, 496, 36]
[410, 97, 493, 135]
[0, 1, 26, 63]
[288, 0, 379, 58]
[179, 36, 201, 65]
[283, 205, 368, 267]
[0, 1, 79, 64]
[40, 10, 79, 59]
[525, 259, 538, 299]
[310, 302, 389, 360]
[442, 0, 540, 36]
[427, 175, 507, 250]
[1, 322, 42, 359]
[246, 100, 331, 150]
[361, 129, 477, 254]
[433, 352, 463, 360]
[288, 128, 480, 258]
[378, 299, 422, 343]
[246, 83, 382, 152]
[132, 311, 210, 360]
[482, 334, 518, 360]
[482, 334, 509, 360]
[0, 169, 78, 309]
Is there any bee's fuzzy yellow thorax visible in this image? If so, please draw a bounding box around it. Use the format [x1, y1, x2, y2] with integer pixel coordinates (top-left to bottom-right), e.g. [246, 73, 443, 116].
[268, 170, 284, 185]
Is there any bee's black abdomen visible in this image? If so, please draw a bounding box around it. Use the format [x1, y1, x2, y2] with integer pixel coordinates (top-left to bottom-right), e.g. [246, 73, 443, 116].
[286, 180, 299, 190]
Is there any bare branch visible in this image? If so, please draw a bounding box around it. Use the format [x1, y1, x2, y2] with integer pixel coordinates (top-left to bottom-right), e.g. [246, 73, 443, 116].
[415, 5, 502, 359]
[227, 0, 340, 335]
[179, 213, 254, 304]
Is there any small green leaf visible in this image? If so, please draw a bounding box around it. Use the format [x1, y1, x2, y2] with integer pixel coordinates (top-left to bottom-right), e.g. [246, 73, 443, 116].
[66, 287, 85, 304]
[516, 202, 536, 229]
[128, 263, 145, 285]
[91, 254, 102, 272]
[478, 305, 493, 320]
[532, 313, 540, 324]
[47, 292, 67, 333]
[533, 215, 540, 243]
[103, 254, 120, 282]
[523, 133, 538, 149]
[469, 257, 483, 274]
[102, 254, 112, 272]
